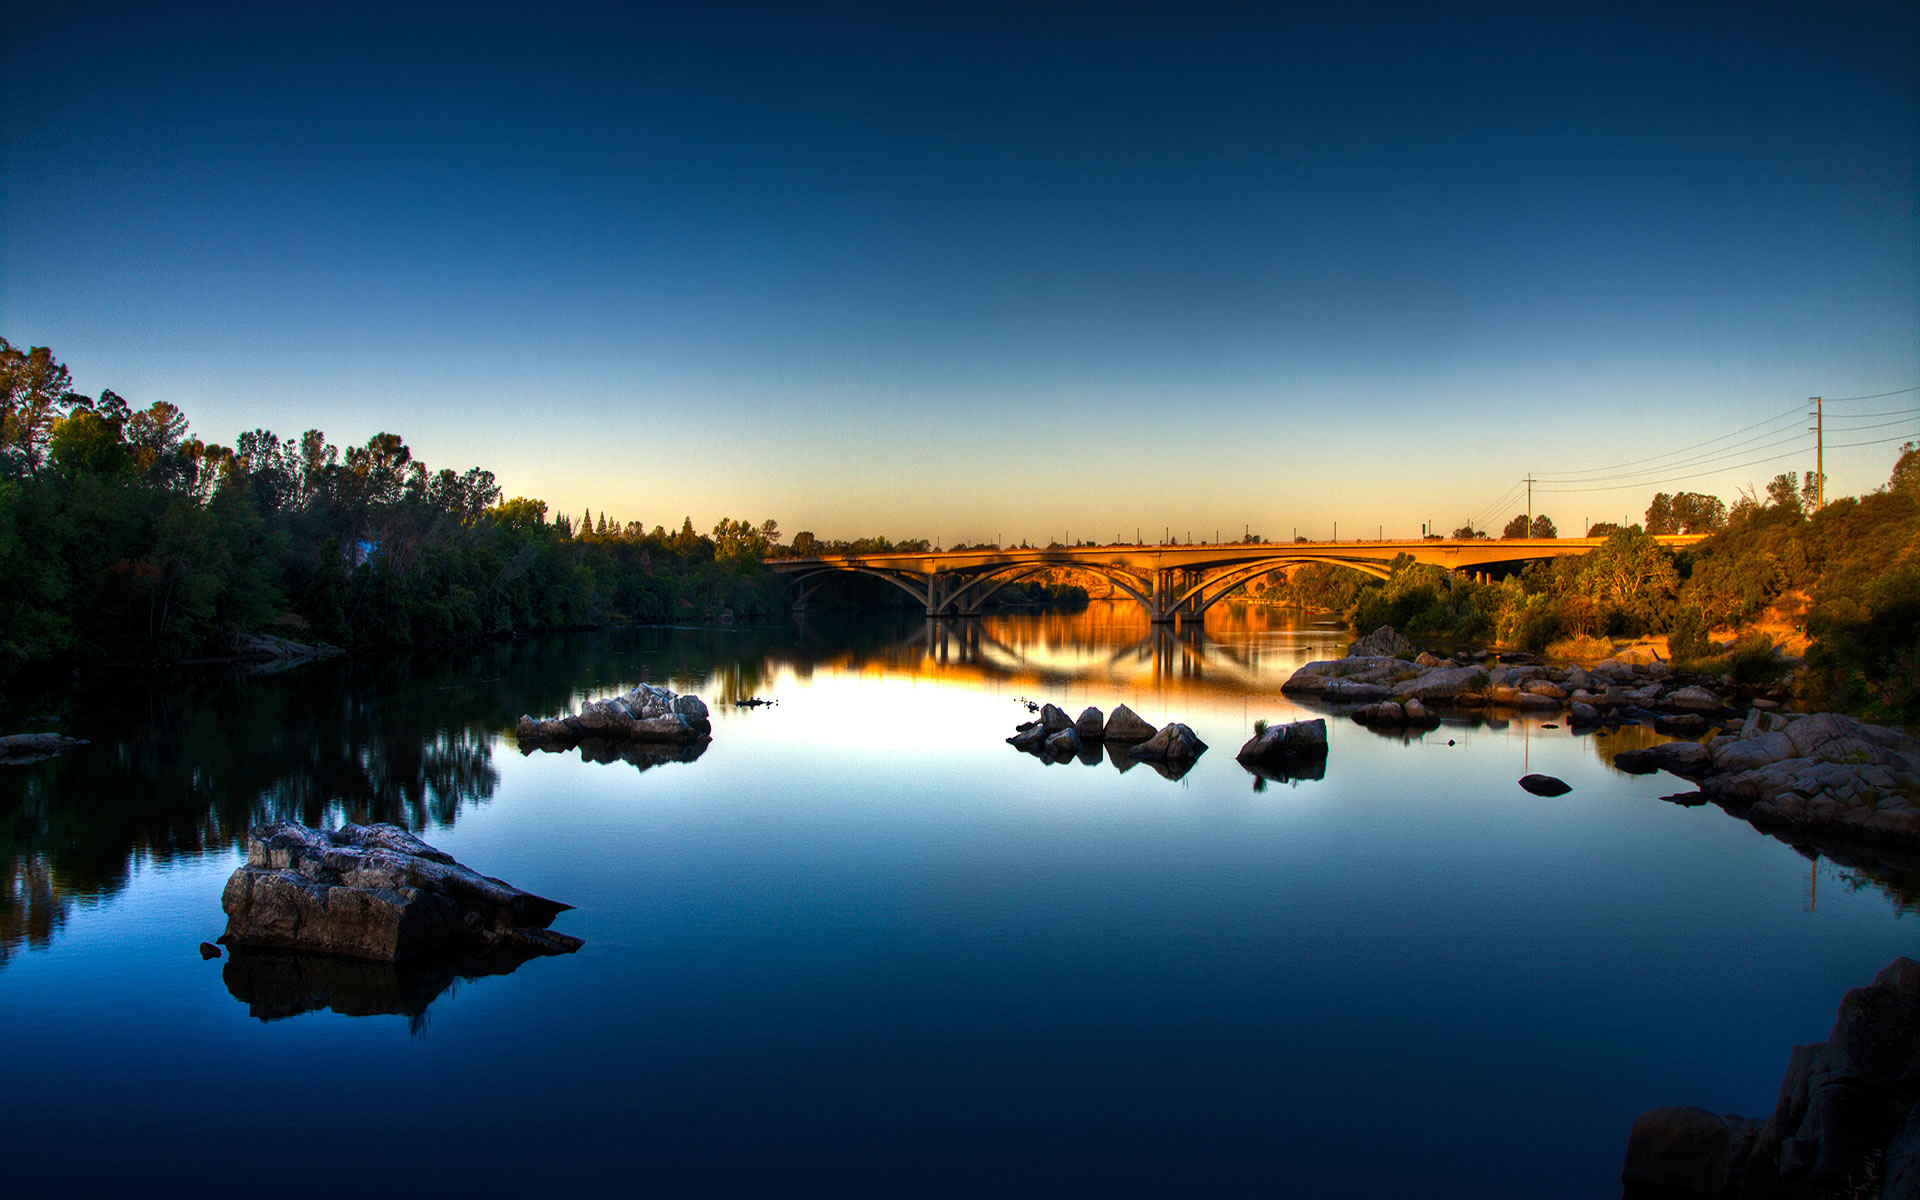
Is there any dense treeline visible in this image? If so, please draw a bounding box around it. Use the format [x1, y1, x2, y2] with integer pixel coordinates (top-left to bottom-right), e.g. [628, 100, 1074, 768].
[6, 338, 1916, 719]
[1264, 450, 1920, 722]
[0, 339, 793, 677]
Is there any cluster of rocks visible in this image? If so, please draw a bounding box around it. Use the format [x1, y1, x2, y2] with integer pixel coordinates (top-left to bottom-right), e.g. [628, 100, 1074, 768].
[1284, 631, 1752, 736]
[1007, 703, 1208, 775]
[1618, 710, 1920, 851]
[231, 633, 343, 670]
[220, 821, 583, 963]
[1623, 957, 1920, 1199]
[516, 683, 711, 749]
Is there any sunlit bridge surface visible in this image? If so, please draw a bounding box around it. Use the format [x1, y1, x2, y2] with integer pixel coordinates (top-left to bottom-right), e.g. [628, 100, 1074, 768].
[0, 604, 1908, 1197]
[770, 537, 1709, 619]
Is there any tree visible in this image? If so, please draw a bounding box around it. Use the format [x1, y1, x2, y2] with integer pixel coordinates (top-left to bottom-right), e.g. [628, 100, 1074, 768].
[1502, 514, 1530, 539]
[1451, 523, 1489, 540]
[1530, 514, 1556, 538]
[1766, 472, 1803, 514]
[1587, 522, 1623, 538]
[1892, 442, 1919, 499]
[1649, 491, 1726, 534]
[488, 496, 548, 531]
[0, 339, 79, 478]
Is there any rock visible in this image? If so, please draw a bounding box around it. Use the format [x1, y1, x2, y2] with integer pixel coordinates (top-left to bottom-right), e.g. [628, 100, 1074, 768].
[1615, 742, 1713, 777]
[518, 683, 712, 749]
[1322, 678, 1393, 700]
[1103, 704, 1158, 742]
[671, 694, 710, 721]
[1623, 958, 1920, 1200]
[1524, 680, 1567, 700]
[1402, 698, 1435, 725]
[0, 732, 88, 762]
[1570, 701, 1601, 725]
[1414, 651, 1446, 667]
[1007, 724, 1048, 752]
[199, 941, 222, 960]
[1044, 726, 1083, 757]
[220, 822, 582, 963]
[1074, 707, 1105, 740]
[1621, 1107, 1761, 1199]
[1129, 723, 1209, 764]
[1390, 666, 1490, 703]
[1346, 625, 1415, 658]
[1519, 774, 1571, 797]
[1237, 718, 1328, 767]
[1665, 685, 1722, 712]
[1038, 703, 1074, 733]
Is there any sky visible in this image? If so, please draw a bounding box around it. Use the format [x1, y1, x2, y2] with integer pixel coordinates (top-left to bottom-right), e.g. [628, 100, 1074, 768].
[4, 0, 1916, 545]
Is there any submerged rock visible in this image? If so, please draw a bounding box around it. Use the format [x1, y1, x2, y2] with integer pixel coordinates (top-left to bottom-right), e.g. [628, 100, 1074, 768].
[220, 822, 583, 964]
[1518, 774, 1571, 797]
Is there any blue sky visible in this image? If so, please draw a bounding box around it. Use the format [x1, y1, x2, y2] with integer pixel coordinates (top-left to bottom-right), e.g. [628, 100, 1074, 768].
[5, 1, 1915, 543]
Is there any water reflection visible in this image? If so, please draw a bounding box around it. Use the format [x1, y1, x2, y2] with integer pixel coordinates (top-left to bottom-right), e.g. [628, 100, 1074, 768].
[222, 947, 551, 1033]
[7, 603, 1919, 968]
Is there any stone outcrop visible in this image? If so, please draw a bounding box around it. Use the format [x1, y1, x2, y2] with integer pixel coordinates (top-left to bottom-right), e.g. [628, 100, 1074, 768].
[221, 822, 583, 963]
[1346, 624, 1415, 658]
[0, 732, 87, 763]
[1236, 718, 1327, 769]
[1128, 723, 1208, 764]
[1617, 712, 1920, 852]
[1103, 704, 1158, 742]
[516, 683, 711, 749]
[1074, 706, 1105, 740]
[1623, 957, 1920, 1199]
[1350, 698, 1441, 728]
[231, 633, 344, 670]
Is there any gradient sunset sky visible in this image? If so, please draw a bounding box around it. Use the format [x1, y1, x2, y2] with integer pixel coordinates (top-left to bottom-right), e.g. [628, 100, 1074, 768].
[5, 1, 1916, 545]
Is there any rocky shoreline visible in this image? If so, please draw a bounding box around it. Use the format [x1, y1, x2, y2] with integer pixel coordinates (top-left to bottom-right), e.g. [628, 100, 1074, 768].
[1623, 957, 1920, 1198]
[1282, 626, 1920, 855]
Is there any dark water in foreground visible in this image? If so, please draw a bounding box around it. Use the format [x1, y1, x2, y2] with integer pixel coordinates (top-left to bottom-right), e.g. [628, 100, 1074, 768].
[2, 605, 1914, 1196]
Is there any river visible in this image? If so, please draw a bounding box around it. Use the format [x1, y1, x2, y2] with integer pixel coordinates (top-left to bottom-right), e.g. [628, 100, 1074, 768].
[1, 604, 1912, 1196]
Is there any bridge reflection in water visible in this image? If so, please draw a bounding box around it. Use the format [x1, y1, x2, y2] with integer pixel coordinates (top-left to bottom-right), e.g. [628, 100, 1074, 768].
[791, 602, 1347, 703]
[771, 537, 1705, 623]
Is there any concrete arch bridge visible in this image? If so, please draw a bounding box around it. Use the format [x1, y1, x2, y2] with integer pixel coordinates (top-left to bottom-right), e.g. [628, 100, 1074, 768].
[769, 537, 1705, 624]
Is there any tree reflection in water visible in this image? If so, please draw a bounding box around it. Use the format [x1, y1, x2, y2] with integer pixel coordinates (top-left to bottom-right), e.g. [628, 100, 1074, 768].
[6, 609, 1919, 969]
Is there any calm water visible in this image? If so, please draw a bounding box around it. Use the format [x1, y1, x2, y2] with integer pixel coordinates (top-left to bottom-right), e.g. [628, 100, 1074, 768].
[2, 605, 1914, 1196]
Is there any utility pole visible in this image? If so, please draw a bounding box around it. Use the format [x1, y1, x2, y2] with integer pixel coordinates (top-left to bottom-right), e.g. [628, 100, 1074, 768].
[1809, 397, 1824, 510]
[1525, 474, 1535, 536]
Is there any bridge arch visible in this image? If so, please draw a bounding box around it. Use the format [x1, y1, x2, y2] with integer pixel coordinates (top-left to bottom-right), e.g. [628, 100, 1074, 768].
[1172, 555, 1395, 619]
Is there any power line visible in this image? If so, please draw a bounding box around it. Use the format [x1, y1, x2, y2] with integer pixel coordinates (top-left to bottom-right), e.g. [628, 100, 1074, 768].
[1534, 445, 1813, 494]
[1826, 432, 1919, 451]
[1826, 405, 1920, 423]
[1537, 428, 1813, 489]
[1821, 414, 1920, 435]
[1531, 403, 1806, 479]
[1824, 384, 1920, 402]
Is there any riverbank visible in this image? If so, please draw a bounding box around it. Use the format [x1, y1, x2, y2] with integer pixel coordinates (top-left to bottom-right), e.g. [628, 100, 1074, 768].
[1282, 627, 1920, 860]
